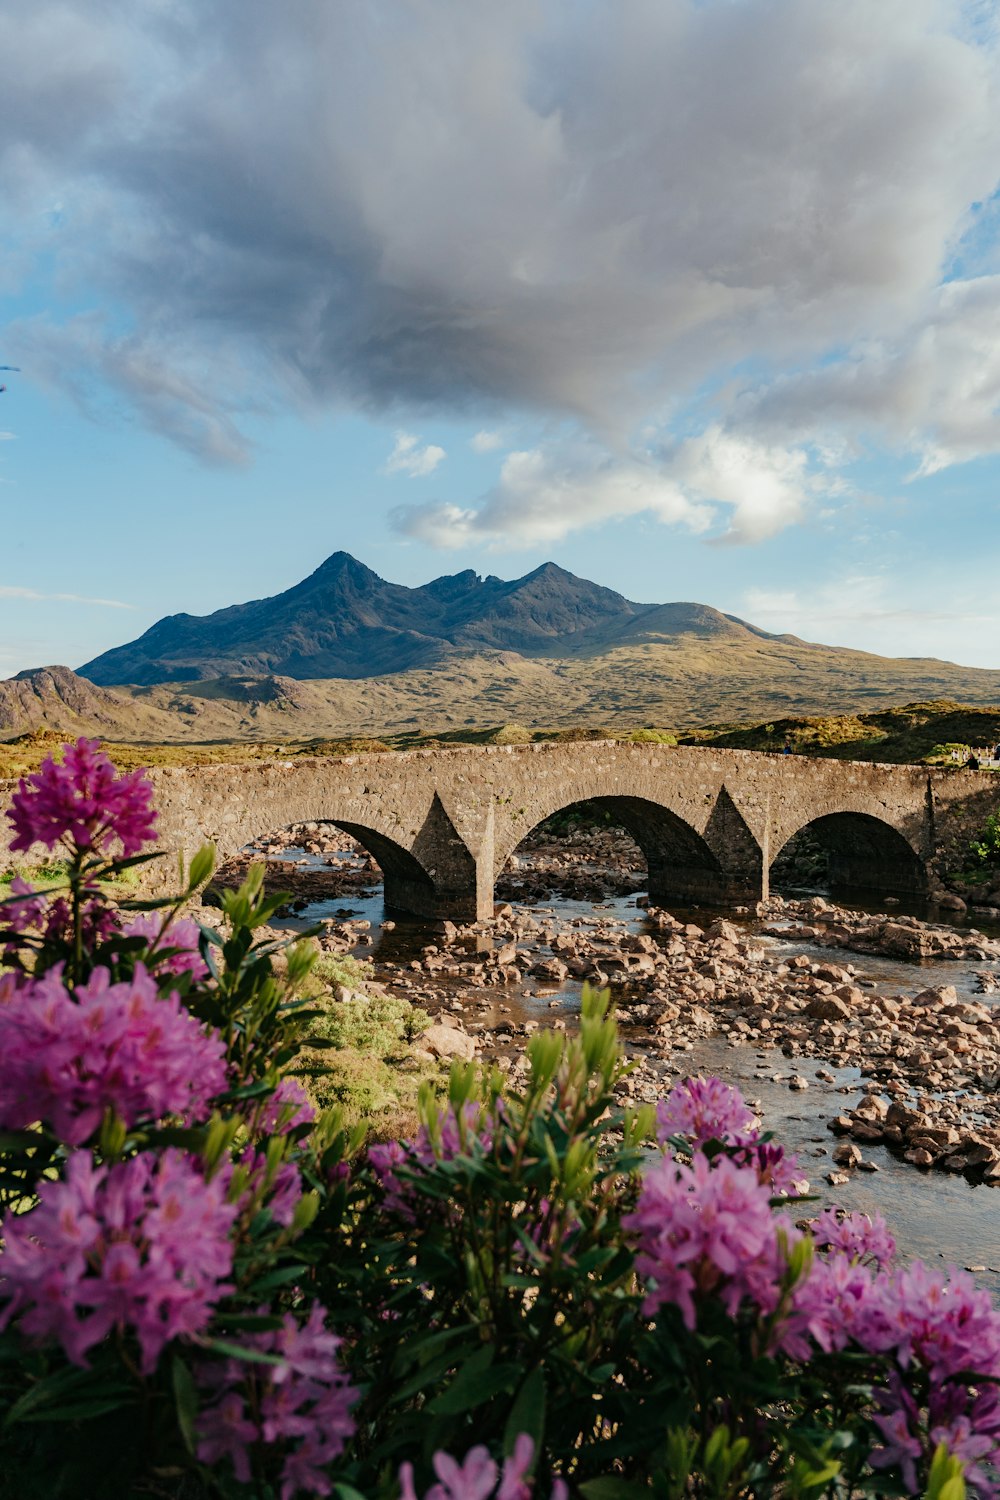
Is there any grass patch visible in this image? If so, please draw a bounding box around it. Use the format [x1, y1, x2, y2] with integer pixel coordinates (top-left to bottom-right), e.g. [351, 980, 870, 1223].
[299, 986, 438, 1137]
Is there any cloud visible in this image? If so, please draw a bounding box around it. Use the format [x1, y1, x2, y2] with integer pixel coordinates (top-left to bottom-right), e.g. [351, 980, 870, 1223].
[384, 431, 446, 478]
[732, 275, 1000, 475]
[11, 314, 252, 465]
[741, 576, 1000, 664]
[393, 427, 826, 549]
[392, 441, 713, 548]
[0, 432, 14, 441]
[4, 0, 1000, 525]
[0, 585, 133, 608]
[470, 430, 503, 453]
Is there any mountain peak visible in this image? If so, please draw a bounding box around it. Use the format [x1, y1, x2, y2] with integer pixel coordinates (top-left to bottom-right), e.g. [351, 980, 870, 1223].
[307, 551, 382, 585]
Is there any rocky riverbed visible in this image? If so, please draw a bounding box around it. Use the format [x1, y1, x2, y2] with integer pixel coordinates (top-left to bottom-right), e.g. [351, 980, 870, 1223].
[213, 819, 1000, 1283]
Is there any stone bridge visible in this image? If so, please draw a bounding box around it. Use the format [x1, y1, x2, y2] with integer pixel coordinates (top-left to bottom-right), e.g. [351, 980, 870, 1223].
[5, 742, 996, 919]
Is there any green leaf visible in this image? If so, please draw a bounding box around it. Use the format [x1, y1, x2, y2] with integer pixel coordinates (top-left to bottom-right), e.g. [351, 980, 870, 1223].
[578, 1480, 651, 1500]
[171, 1355, 199, 1456]
[187, 843, 217, 891]
[504, 1366, 546, 1458]
[16, 1396, 136, 1424]
[202, 1338, 285, 1367]
[4, 1367, 132, 1426]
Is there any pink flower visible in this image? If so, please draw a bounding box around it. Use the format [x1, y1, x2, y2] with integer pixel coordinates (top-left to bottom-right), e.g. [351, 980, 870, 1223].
[656, 1076, 757, 1147]
[398, 1436, 567, 1500]
[118, 912, 209, 981]
[7, 738, 157, 857]
[197, 1302, 357, 1500]
[0, 964, 227, 1144]
[0, 1150, 236, 1373]
[257, 1077, 316, 1137]
[369, 1102, 493, 1220]
[235, 1147, 304, 1228]
[777, 1246, 1000, 1489]
[810, 1208, 895, 1269]
[2, 876, 46, 934]
[625, 1150, 790, 1330]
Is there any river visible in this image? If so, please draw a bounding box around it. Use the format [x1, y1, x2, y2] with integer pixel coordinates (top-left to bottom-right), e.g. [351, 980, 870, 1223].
[268, 851, 1000, 1296]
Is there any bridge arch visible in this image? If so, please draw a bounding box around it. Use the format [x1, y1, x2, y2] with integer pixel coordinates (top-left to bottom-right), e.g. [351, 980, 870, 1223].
[770, 809, 928, 897]
[494, 790, 764, 908]
[215, 788, 482, 921]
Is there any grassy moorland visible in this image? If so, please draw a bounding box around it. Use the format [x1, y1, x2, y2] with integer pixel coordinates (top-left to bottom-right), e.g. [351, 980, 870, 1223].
[2, 700, 999, 779]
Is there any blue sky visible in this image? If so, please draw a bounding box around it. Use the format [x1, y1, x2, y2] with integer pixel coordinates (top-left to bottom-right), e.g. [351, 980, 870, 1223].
[3, 0, 1000, 677]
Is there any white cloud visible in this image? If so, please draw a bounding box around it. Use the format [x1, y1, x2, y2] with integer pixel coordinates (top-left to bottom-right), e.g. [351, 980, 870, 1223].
[470, 430, 503, 453]
[393, 427, 828, 549]
[732, 275, 1000, 476]
[384, 431, 446, 478]
[0, 432, 14, 441]
[741, 576, 1000, 665]
[0, 585, 132, 608]
[667, 427, 820, 545]
[392, 441, 714, 548]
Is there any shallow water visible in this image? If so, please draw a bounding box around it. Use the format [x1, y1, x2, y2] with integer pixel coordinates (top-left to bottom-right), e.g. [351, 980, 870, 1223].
[270, 859, 1000, 1296]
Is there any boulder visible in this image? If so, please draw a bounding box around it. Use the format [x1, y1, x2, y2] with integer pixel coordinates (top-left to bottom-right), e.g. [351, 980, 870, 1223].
[422, 1023, 477, 1062]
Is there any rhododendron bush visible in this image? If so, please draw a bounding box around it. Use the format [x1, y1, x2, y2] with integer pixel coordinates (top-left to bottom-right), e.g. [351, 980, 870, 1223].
[0, 742, 996, 1498]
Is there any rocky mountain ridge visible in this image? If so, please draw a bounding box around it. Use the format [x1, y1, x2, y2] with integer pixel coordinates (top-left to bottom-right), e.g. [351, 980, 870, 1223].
[78, 551, 791, 685]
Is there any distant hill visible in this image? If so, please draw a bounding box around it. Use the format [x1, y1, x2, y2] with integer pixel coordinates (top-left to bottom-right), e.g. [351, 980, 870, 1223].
[1, 553, 997, 747]
[77, 551, 784, 685]
[681, 701, 1000, 763]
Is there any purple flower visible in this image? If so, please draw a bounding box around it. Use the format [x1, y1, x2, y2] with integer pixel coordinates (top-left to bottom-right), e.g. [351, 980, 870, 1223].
[625, 1150, 791, 1330]
[656, 1076, 757, 1147]
[399, 1436, 567, 1500]
[777, 1250, 884, 1360]
[0, 964, 227, 1144]
[810, 1208, 895, 1269]
[0, 1150, 236, 1373]
[1, 877, 118, 958]
[2, 876, 46, 935]
[234, 1147, 304, 1228]
[257, 1077, 317, 1137]
[778, 1246, 1000, 1489]
[118, 912, 209, 980]
[7, 738, 157, 858]
[197, 1302, 357, 1500]
[369, 1102, 494, 1220]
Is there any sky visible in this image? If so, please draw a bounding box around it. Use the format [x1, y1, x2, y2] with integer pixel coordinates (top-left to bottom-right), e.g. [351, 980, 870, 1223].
[2, 0, 1000, 677]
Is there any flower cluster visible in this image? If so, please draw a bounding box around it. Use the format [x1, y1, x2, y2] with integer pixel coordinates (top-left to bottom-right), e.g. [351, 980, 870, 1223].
[399, 1435, 567, 1500]
[656, 1075, 757, 1145]
[2, 876, 118, 957]
[0, 1150, 236, 1372]
[810, 1207, 896, 1269]
[783, 1256, 1000, 1490]
[625, 1149, 795, 1330]
[233, 1147, 304, 1228]
[7, 738, 157, 857]
[0, 963, 227, 1144]
[196, 1303, 357, 1500]
[369, 1101, 494, 1220]
[118, 911, 210, 980]
[657, 1075, 807, 1197]
[257, 1076, 317, 1137]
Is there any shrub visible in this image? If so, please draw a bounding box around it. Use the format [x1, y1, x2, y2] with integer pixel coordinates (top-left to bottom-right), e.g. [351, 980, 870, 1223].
[312, 951, 377, 991]
[967, 811, 1000, 869]
[0, 740, 996, 1499]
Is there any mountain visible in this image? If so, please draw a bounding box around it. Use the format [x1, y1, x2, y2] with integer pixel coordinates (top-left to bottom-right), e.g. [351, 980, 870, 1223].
[78, 552, 741, 685]
[2, 553, 996, 747]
